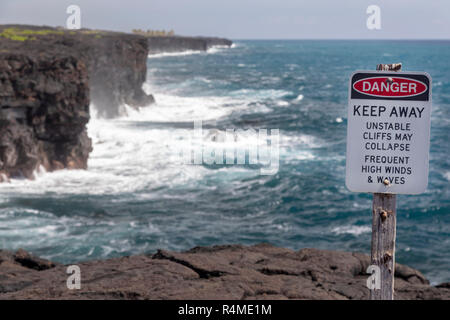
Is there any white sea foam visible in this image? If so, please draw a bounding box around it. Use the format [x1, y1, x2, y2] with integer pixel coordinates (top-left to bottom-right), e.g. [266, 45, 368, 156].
[444, 171, 450, 182]
[148, 50, 204, 58]
[0, 86, 280, 196]
[276, 133, 320, 162]
[276, 100, 289, 107]
[282, 134, 324, 149]
[282, 150, 315, 161]
[230, 88, 292, 100]
[125, 94, 234, 122]
[331, 225, 371, 236]
[142, 83, 281, 119]
[207, 45, 230, 54]
[147, 45, 231, 59]
[0, 115, 212, 196]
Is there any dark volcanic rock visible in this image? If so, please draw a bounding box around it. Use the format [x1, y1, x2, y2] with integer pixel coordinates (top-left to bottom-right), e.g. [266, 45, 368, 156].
[0, 50, 92, 179]
[0, 24, 156, 179]
[147, 36, 232, 54]
[1, 25, 154, 118]
[0, 244, 448, 300]
[69, 29, 155, 118]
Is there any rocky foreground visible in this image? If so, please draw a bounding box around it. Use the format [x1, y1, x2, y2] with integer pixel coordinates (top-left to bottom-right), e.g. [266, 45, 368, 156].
[0, 244, 448, 300]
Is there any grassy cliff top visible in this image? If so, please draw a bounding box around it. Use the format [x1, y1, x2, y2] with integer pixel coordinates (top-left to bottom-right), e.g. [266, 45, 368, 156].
[0, 27, 65, 41]
[0, 26, 107, 41]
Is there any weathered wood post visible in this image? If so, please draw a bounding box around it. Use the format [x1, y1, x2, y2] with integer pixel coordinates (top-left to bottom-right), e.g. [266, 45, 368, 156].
[370, 63, 402, 300]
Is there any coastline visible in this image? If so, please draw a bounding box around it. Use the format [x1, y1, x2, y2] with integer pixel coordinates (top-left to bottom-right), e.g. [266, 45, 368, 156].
[0, 26, 448, 300]
[0, 24, 232, 181]
[1, 243, 449, 300]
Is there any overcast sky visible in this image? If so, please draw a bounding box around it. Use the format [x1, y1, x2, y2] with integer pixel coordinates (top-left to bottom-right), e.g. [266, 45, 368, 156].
[0, 0, 449, 39]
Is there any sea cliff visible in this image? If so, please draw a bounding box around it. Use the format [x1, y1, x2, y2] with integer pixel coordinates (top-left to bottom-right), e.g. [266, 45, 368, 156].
[0, 25, 232, 180]
[1, 25, 154, 118]
[0, 25, 153, 180]
[0, 244, 448, 300]
[0, 31, 92, 180]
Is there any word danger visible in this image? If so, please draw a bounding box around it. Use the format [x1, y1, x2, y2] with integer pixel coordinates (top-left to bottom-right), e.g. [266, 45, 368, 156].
[353, 105, 424, 118]
[353, 77, 427, 98]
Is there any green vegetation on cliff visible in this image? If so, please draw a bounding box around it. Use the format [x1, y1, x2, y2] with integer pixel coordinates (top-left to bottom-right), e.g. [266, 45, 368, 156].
[0, 27, 64, 41]
[132, 29, 175, 37]
[0, 27, 105, 41]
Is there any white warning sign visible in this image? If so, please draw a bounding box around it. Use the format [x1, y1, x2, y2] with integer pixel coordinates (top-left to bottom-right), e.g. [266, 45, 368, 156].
[346, 71, 432, 194]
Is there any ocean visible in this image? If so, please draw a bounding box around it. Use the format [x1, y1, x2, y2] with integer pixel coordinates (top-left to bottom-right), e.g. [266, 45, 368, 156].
[0, 40, 448, 285]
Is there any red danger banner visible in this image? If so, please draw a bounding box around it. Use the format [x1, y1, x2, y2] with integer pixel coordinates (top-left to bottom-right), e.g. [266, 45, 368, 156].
[353, 76, 427, 98]
[350, 72, 430, 101]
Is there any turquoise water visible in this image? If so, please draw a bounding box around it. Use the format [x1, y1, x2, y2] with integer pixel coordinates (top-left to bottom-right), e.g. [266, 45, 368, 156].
[0, 40, 448, 284]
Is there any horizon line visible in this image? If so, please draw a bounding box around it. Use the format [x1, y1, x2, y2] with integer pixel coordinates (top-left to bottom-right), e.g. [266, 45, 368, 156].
[1, 24, 449, 41]
[229, 38, 450, 41]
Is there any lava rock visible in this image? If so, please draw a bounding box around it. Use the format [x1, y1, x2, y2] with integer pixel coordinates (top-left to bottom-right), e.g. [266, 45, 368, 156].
[0, 24, 154, 118]
[0, 51, 91, 179]
[0, 24, 157, 179]
[0, 244, 448, 300]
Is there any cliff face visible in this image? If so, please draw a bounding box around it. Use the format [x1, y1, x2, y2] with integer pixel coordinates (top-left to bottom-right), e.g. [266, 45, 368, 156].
[66, 30, 155, 118]
[0, 51, 91, 180]
[1, 25, 154, 118]
[0, 25, 154, 179]
[0, 244, 448, 300]
[147, 36, 232, 54]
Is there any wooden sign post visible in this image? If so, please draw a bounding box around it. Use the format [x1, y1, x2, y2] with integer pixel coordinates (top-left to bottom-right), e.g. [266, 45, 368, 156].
[346, 63, 432, 300]
[370, 63, 401, 300]
[371, 192, 396, 299]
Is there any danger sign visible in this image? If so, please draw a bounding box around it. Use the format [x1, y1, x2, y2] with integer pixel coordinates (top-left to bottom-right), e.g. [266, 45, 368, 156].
[346, 71, 432, 194]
